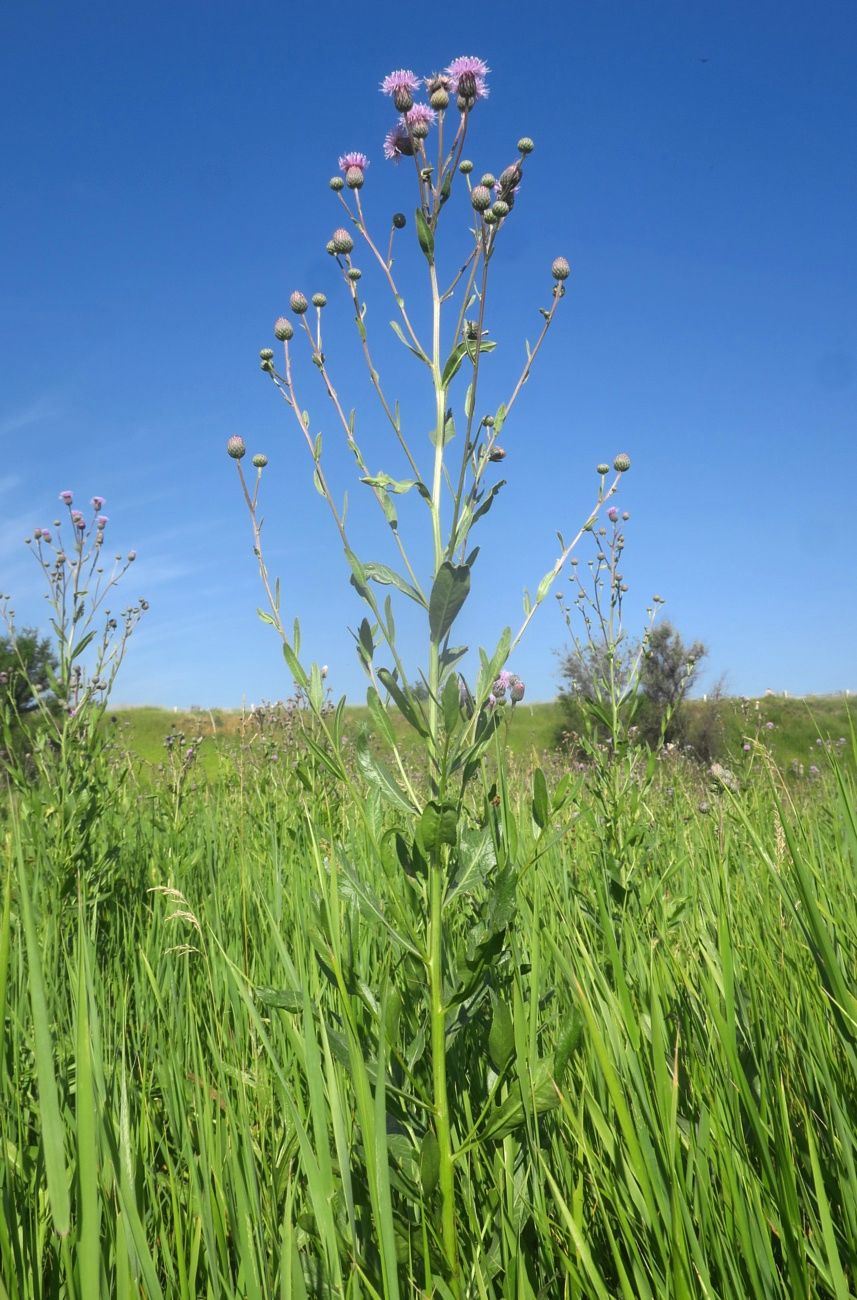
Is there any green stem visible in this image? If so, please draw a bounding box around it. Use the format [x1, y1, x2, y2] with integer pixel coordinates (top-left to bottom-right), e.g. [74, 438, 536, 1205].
[429, 854, 459, 1293]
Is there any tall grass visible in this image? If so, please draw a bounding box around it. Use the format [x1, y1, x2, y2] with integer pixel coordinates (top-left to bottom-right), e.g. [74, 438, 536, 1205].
[1, 740, 856, 1297]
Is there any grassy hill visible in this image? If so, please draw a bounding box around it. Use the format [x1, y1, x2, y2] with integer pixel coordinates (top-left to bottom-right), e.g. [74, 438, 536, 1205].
[109, 694, 854, 777]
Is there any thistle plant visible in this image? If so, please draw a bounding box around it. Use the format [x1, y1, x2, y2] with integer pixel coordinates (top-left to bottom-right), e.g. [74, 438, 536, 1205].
[230, 57, 630, 1292]
[0, 490, 145, 903]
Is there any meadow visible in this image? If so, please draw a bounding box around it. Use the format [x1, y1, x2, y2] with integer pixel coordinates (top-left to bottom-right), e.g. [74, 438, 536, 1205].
[2, 703, 856, 1297]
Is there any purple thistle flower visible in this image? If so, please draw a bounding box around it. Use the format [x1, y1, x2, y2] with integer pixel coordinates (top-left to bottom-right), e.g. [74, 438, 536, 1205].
[380, 68, 420, 95]
[380, 68, 420, 112]
[510, 677, 525, 704]
[97, 515, 109, 528]
[338, 151, 369, 174]
[425, 72, 452, 93]
[446, 55, 490, 101]
[41, 529, 51, 543]
[607, 506, 619, 523]
[59, 490, 73, 504]
[91, 495, 105, 510]
[383, 123, 414, 162]
[75, 516, 86, 530]
[404, 103, 437, 130]
[493, 669, 513, 699]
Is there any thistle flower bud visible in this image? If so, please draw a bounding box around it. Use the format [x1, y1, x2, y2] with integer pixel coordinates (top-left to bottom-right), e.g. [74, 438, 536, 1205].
[259, 348, 274, 361]
[325, 240, 336, 255]
[59, 490, 73, 504]
[464, 320, 480, 340]
[551, 256, 571, 281]
[227, 435, 246, 459]
[499, 163, 523, 189]
[607, 506, 619, 522]
[430, 87, 449, 109]
[613, 453, 631, 472]
[42, 529, 52, 542]
[492, 200, 510, 218]
[596, 463, 609, 475]
[393, 86, 413, 113]
[290, 291, 308, 314]
[128, 550, 136, 561]
[471, 185, 491, 211]
[311, 292, 327, 308]
[411, 118, 430, 139]
[332, 227, 353, 254]
[329, 176, 345, 191]
[510, 677, 525, 704]
[483, 210, 498, 225]
[345, 165, 364, 189]
[274, 317, 294, 341]
[480, 172, 496, 188]
[484, 415, 495, 427]
[459, 159, 473, 174]
[252, 453, 268, 468]
[488, 447, 506, 461]
[392, 212, 406, 229]
[347, 267, 362, 281]
[517, 137, 535, 154]
[622, 511, 630, 521]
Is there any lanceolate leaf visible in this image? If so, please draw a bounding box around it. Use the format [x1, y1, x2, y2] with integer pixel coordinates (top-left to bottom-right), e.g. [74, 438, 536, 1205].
[429, 562, 471, 643]
[377, 667, 429, 737]
[355, 733, 416, 814]
[363, 562, 427, 609]
[415, 207, 435, 264]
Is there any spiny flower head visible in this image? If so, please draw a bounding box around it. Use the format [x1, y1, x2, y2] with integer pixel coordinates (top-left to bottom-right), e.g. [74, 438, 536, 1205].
[91, 495, 105, 510]
[607, 506, 619, 523]
[613, 453, 631, 473]
[551, 256, 571, 281]
[338, 150, 369, 175]
[380, 68, 420, 112]
[383, 123, 414, 162]
[252, 453, 268, 468]
[227, 435, 246, 460]
[331, 227, 353, 254]
[96, 515, 109, 528]
[446, 55, 490, 101]
[404, 103, 437, 137]
[59, 490, 73, 504]
[509, 676, 525, 704]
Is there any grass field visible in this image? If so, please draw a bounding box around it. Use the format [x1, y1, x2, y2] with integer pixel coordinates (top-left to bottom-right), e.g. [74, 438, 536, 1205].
[2, 694, 856, 1296]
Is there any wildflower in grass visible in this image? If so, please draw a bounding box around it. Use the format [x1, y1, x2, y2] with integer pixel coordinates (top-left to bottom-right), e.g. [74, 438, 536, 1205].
[380, 68, 420, 112]
[383, 122, 413, 162]
[743, 742, 751, 752]
[446, 55, 490, 103]
[493, 669, 513, 699]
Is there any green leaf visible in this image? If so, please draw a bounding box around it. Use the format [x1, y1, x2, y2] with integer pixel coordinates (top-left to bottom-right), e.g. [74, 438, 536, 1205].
[429, 562, 471, 643]
[494, 402, 507, 434]
[532, 767, 550, 831]
[415, 207, 434, 264]
[377, 667, 429, 737]
[256, 987, 303, 1011]
[441, 339, 498, 390]
[420, 1130, 440, 1195]
[355, 733, 416, 814]
[363, 562, 427, 609]
[488, 996, 515, 1071]
[429, 407, 457, 449]
[365, 686, 398, 748]
[441, 674, 461, 735]
[358, 617, 375, 663]
[389, 319, 430, 364]
[418, 801, 458, 853]
[282, 641, 309, 689]
[476, 626, 511, 699]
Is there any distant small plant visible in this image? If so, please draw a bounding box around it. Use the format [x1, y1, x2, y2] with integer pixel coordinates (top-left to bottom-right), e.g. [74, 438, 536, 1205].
[0, 490, 145, 902]
[229, 57, 630, 1292]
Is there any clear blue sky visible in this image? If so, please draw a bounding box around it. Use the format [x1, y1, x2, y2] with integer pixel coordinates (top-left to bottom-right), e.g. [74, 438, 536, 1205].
[2, 1, 855, 706]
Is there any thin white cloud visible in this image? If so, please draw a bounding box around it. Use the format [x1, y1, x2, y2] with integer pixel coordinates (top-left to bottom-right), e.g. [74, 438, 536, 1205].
[0, 397, 60, 439]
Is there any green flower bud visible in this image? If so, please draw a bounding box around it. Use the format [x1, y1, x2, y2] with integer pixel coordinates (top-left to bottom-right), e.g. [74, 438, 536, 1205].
[290, 291, 308, 314]
[311, 293, 327, 308]
[459, 159, 473, 174]
[471, 185, 491, 211]
[392, 212, 407, 229]
[551, 256, 571, 281]
[345, 165, 364, 189]
[596, 462, 609, 475]
[259, 347, 274, 361]
[252, 453, 268, 468]
[332, 227, 353, 254]
[347, 267, 362, 281]
[430, 87, 450, 110]
[226, 435, 246, 460]
[480, 172, 496, 188]
[325, 239, 336, 255]
[492, 200, 510, 218]
[329, 176, 344, 191]
[613, 453, 631, 472]
[274, 317, 293, 341]
[517, 137, 535, 154]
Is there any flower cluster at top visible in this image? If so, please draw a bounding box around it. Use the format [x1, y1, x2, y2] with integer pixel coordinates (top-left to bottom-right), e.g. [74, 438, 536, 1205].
[378, 57, 488, 163]
[488, 669, 525, 708]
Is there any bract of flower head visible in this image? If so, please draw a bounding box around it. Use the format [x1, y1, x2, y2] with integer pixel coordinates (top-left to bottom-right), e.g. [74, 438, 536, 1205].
[404, 103, 437, 131]
[445, 55, 490, 100]
[380, 69, 421, 97]
[383, 123, 414, 162]
[338, 151, 369, 175]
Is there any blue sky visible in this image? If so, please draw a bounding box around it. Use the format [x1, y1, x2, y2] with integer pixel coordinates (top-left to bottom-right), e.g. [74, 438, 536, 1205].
[1, 0, 855, 706]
